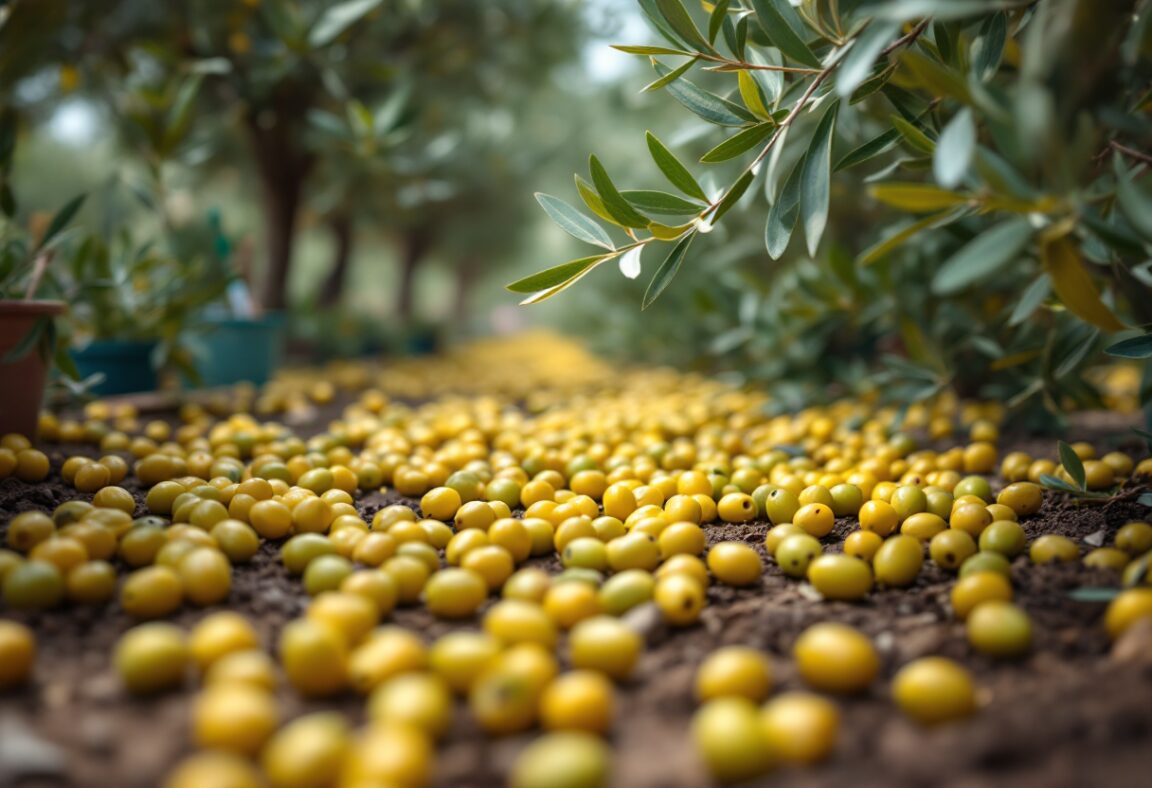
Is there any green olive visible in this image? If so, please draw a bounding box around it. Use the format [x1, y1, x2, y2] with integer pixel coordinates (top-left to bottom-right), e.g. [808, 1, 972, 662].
[806, 554, 872, 601]
[2, 559, 64, 610]
[958, 550, 1013, 579]
[692, 698, 775, 783]
[872, 534, 924, 587]
[966, 601, 1031, 658]
[978, 520, 1026, 558]
[774, 533, 822, 578]
[598, 569, 655, 616]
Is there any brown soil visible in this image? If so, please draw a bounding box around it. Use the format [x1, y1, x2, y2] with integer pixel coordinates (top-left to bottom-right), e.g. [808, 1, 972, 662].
[2, 425, 1152, 787]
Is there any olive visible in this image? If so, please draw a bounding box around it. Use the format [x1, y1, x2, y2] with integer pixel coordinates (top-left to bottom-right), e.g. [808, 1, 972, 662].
[1029, 534, 1078, 564]
[1104, 588, 1152, 639]
[1116, 522, 1152, 555]
[978, 520, 1026, 558]
[193, 684, 279, 756]
[872, 534, 924, 587]
[774, 533, 822, 578]
[806, 554, 872, 601]
[694, 646, 772, 703]
[759, 691, 839, 764]
[278, 618, 348, 698]
[958, 550, 1012, 579]
[340, 722, 432, 787]
[568, 616, 641, 680]
[429, 631, 501, 695]
[900, 512, 947, 542]
[1084, 547, 1131, 572]
[115, 622, 189, 694]
[424, 567, 488, 619]
[929, 529, 978, 571]
[966, 601, 1031, 658]
[367, 672, 454, 739]
[707, 542, 763, 587]
[346, 626, 426, 694]
[510, 731, 611, 788]
[951, 571, 1013, 620]
[692, 698, 775, 783]
[843, 530, 883, 562]
[540, 670, 616, 734]
[598, 569, 655, 616]
[654, 572, 706, 626]
[0, 620, 35, 690]
[892, 657, 977, 724]
[261, 712, 351, 788]
[793, 622, 878, 694]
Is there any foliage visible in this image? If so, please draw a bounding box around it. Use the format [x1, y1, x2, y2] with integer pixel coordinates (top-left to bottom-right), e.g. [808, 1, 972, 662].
[516, 0, 1152, 416]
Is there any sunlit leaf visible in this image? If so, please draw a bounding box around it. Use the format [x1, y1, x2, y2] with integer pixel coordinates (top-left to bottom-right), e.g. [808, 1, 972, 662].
[800, 102, 839, 257]
[933, 108, 975, 188]
[858, 208, 963, 266]
[1042, 235, 1126, 332]
[737, 71, 771, 120]
[900, 50, 972, 104]
[891, 115, 936, 153]
[506, 255, 610, 294]
[700, 122, 775, 163]
[654, 0, 717, 54]
[535, 193, 615, 250]
[748, 0, 821, 67]
[611, 44, 693, 56]
[623, 190, 705, 216]
[642, 56, 698, 92]
[309, 0, 382, 48]
[589, 156, 652, 228]
[646, 132, 709, 201]
[837, 21, 900, 97]
[868, 183, 967, 212]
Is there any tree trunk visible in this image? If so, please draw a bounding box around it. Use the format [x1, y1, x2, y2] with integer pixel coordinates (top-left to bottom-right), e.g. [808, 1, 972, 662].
[319, 212, 355, 308]
[246, 109, 313, 312]
[452, 254, 481, 328]
[397, 230, 430, 323]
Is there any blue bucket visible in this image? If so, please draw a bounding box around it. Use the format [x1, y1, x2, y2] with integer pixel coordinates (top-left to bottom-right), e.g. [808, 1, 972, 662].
[71, 340, 159, 395]
[190, 313, 286, 388]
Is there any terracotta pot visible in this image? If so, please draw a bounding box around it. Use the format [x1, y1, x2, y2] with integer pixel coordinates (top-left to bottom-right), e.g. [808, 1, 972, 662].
[0, 299, 66, 439]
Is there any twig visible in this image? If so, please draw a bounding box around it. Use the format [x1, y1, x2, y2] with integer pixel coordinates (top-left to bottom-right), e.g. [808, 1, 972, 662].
[24, 249, 52, 301]
[1111, 140, 1152, 168]
[697, 52, 822, 74]
[881, 18, 930, 57]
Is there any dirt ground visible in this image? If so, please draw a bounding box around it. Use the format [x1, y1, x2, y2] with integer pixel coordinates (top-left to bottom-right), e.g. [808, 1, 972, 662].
[2, 411, 1151, 788]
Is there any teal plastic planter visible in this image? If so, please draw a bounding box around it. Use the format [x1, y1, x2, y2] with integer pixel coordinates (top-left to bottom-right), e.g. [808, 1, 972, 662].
[190, 313, 285, 388]
[71, 340, 159, 396]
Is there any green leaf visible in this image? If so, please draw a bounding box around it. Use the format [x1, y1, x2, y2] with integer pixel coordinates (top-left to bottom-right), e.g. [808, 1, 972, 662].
[765, 156, 804, 259]
[900, 50, 973, 104]
[1039, 473, 1081, 494]
[1008, 274, 1051, 326]
[1058, 440, 1087, 490]
[163, 75, 203, 151]
[309, 0, 382, 48]
[700, 123, 775, 163]
[835, 127, 900, 171]
[654, 0, 717, 54]
[648, 221, 693, 240]
[837, 22, 900, 97]
[622, 190, 705, 216]
[800, 102, 839, 257]
[891, 115, 936, 153]
[749, 0, 821, 67]
[643, 56, 699, 92]
[506, 255, 609, 294]
[575, 175, 621, 227]
[646, 132, 709, 201]
[874, 0, 1016, 22]
[932, 219, 1033, 295]
[972, 12, 1007, 81]
[653, 63, 757, 126]
[638, 0, 698, 49]
[1067, 587, 1121, 603]
[869, 183, 967, 212]
[1139, 492, 1152, 508]
[535, 193, 615, 250]
[712, 169, 755, 224]
[643, 233, 695, 309]
[611, 45, 692, 56]
[858, 208, 964, 266]
[1116, 170, 1152, 241]
[38, 194, 87, 251]
[1105, 334, 1152, 359]
[589, 156, 652, 229]
[933, 108, 975, 188]
[708, 0, 731, 45]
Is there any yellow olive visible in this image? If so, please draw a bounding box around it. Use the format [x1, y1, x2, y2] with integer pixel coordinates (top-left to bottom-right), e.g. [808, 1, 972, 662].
[930, 529, 978, 571]
[843, 530, 884, 562]
[485, 599, 557, 649]
[424, 567, 488, 619]
[793, 622, 878, 694]
[346, 626, 427, 694]
[1029, 534, 1079, 564]
[115, 622, 189, 695]
[261, 712, 351, 788]
[774, 533, 822, 578]
[568, 616, 641, 681]
[892, 657, 977, 724]
[598, 569, 655, 616]
[966, 601, 1031, 658]
[163, 751, 262, 788]
[901, 512, 947, 542]
[806, 554, 872, 601]
[1104, 588, 1152, 639]
[978, 520, 1026, 557]
[0, 620, 35, 690]
[1116, 522, 1152, 555]
[278, 618, 348, 698]
[192, 683, 279, 756]
[764, 523, 805, 555]
[469, 667, 540, 734]
[540, 670, 616, 734]
[707, 541, 763, 587]
[759, 691, 840, 764]
[429, 631, 501, 695]
[872, 534, 923, 587]
[510, 731, 612, 788]
[694, 646, 772, 703]
[1084, 547, 1131, 572]
[340, 722, 432, 787]
[367, 672, 453, 739]
[692, 698, 775, 783]
[654, 572, 706, 626]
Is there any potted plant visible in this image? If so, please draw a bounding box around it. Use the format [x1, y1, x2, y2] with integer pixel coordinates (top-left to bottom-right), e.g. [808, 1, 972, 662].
[0, 198, 84, 437]
[55, 225, 232, 396]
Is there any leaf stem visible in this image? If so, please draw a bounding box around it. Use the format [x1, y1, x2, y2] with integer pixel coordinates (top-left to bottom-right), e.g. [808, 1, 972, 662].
[1110, 140, 1152, 168]
[696, 52, 822, 74]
